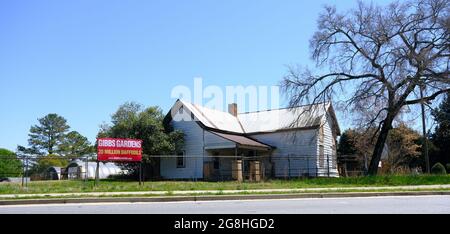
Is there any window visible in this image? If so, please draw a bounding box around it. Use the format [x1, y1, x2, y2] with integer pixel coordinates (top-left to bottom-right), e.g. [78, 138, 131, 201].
[213, 157, 220, 170]
[213, 152, 220, 170]
[319, 145, 325, 168]
[330, 146, 336, 168]
[176, 151, 185, 168]
[319, 127, 325, 144]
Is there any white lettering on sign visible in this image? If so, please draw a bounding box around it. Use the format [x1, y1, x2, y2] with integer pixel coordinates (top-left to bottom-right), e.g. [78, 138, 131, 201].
[98, 139, 116, 147]
[98, 139, 141, 148]
[116, 140, 141, 148]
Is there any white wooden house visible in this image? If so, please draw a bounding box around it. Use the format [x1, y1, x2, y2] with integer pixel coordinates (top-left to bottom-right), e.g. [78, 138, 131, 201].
[161, 99, 341, 180]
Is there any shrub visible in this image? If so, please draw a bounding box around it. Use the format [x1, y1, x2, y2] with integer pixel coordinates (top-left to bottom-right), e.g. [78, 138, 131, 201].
[431, 163, 447, 175]
[446, 164, 450, 173]
[0, 148, 22, 177]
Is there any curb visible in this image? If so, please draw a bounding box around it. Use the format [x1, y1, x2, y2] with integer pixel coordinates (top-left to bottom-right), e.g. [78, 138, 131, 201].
[1, 191, 450, 206]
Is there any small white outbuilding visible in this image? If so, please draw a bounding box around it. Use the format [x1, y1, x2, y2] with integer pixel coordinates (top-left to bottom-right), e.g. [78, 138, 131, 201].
[66, 159, 125, 179]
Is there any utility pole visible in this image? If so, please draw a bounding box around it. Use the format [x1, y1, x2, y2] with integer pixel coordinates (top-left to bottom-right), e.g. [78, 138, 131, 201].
[420, 84, 430, 173]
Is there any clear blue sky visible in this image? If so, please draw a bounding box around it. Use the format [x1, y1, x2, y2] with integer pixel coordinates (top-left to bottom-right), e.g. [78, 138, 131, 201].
[0, 0, 393, 151]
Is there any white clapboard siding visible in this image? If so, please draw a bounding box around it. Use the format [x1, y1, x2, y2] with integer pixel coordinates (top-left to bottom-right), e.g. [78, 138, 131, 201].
[251, 129, 318, 177]
[316, 113, 339, 177]
[162, 101, 340, 179]
[160, 112, 236, 179]
[160, 117, 203, 179]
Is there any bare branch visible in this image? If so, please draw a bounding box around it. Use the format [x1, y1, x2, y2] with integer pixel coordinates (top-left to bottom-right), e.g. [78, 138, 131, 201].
[404, 88, 450, 105]
[282, 0, 450, 175]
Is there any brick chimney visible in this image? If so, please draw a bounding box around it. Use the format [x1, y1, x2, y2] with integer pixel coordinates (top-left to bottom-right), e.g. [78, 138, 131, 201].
[228, 103, 238, 117]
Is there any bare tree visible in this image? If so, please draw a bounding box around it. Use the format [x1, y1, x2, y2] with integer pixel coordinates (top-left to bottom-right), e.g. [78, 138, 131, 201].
[282, 0, 449, 175]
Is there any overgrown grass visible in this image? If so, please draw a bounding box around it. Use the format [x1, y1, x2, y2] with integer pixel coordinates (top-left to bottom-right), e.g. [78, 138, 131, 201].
[0, 175, 449, 195]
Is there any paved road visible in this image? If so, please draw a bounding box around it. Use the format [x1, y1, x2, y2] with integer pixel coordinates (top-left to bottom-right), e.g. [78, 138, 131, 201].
[1, 195, 449, 214]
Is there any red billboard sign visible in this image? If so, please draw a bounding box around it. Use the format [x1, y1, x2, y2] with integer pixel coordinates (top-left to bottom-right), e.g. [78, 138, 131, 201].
[97, 138, 143, 162]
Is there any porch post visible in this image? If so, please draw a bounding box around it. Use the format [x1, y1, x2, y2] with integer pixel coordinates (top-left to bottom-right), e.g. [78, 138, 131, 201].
[250, 161, 261, 182]
[232, 146, 243, 182]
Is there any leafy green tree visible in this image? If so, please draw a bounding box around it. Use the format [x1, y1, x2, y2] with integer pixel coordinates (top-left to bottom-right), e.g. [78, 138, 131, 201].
[431, 92, 450, 166]
[59, 131, 94, 158]
[98, 102, 184, 177]
[0, 148, 22, 177]
[27, 154, 69, 177]
[337, 128, 377, 173]
[337, 130, 358, 156]
[337, 129, 363, 175]
[19, 114, 70, 155]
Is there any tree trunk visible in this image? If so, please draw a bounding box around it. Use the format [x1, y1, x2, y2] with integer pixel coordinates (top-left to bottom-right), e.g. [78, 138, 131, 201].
[367, 116, 394, 175]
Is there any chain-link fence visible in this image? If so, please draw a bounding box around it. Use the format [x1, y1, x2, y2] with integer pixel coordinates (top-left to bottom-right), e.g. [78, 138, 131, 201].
[152, 154, 339, 181]
[337, 154, 367, 177]
[0, 154, 114, 187]
[0, 153, 339, 188]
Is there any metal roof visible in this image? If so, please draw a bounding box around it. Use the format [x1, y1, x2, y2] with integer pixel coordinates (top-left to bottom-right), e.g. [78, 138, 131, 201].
[209, 131, 272, 150]
[238, 103, 330, 134]
[180, 100, 244, 133]
[67, 160, 125, 179]
[169, 100, 340, 135]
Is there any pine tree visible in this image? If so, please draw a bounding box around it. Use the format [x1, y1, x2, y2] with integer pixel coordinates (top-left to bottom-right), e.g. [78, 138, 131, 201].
[59, 131, 94, 158]
[431, 92, 450, 166]
[22, 114, 70, 155]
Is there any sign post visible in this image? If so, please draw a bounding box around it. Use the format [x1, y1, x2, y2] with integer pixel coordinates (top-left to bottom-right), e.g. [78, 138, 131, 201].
[139, 162, 142, 186]
[97, 138, 143, 186]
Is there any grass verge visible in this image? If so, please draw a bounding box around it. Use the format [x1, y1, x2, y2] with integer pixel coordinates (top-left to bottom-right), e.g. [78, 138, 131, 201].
[0, 174, 449, 195]
[0, 187, 449, 201]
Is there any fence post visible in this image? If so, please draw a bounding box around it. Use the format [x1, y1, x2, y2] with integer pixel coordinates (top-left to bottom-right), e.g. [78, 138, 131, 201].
[85, 155, 88, 185]
[194, 155, 197, 182]
[139, 162, 142, 186]
[327, 154, 330, 177]
[142, 160, 145, 185]
[306, 156, 310, 177]
[288, 154, 291, 179]
[21, 155, 25, 187]
[25, 156, 29, 188]
[316, 157, 318, 177]
[94, 160, 100, 186]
